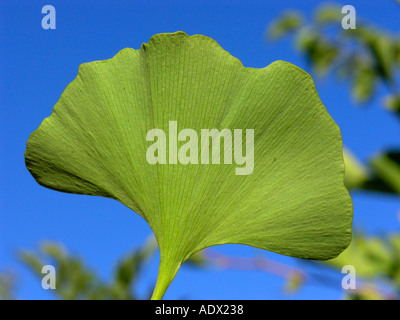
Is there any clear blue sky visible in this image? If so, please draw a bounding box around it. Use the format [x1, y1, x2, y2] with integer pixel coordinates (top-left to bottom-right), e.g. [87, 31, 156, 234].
[1, 0, 399, 300]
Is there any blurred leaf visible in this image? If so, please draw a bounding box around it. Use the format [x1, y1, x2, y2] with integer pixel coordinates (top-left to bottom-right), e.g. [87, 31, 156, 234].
[314, 4, 343, 24]
[352, 62, 376, 102]
[113, 237, 157, 299]
[345, 27, 395, 81]
[388, 235, 400, 287]
[330, 234, 400, 299]
[19, 250, 45, 274]
[185, 250, 208, 268]
[343, 148, 368, 190]
[346, 286, 387, 300]
[296, 28, 339, 75]
[370, 151, 400, 194]
[384, 94, 400, 115]
[368, 36, 394, 81]
[394, 40, 400, 63]
[326, 234, 392, 277]
[267, 11, 304, 40]
[40, 241, 67, 261]
[0, 272, 16, 300]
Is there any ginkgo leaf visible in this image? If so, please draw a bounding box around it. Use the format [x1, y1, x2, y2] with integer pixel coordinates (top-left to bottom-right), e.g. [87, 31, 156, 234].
[25, 31, 353, 299]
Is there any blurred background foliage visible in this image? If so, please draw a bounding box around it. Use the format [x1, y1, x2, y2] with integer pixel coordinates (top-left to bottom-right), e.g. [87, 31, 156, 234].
[268, 2, 400, 299]
[1, 2, 400, 300]
[0, 237, 205, 300]
[17, 238, 157, 300]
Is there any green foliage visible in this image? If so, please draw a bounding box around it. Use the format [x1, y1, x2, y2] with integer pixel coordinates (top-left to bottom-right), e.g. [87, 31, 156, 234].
[296, 28, 339, 75]
[268, 3, 400, 107]
[314, 4, 343, 24]
[0, 272, 16, 300]
[327, 233, 400, 299]
[18, 238, 210, 300]
[268, 11, 304, 40]
[19, 239, 157, 300]
[25, 32, 352, 299]
[268, 2, 400, 300]
[385, 94, 400, 114]
[344, 149, 400, 194]
[369, 151, 400, 194]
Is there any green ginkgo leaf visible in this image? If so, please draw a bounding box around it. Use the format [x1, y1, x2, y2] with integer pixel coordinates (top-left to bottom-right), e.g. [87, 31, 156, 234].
[25, 32, 353, 299]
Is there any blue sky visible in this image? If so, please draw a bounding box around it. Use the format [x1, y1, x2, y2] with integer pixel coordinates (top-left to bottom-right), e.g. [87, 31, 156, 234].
[1, 0, 400, 300]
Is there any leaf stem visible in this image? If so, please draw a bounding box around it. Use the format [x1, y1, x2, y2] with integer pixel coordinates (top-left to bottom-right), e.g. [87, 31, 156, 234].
[151, 255, 181, 300]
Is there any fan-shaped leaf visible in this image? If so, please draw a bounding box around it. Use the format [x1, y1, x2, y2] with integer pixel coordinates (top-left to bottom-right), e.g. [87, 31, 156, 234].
[25, 32, 353, 299]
